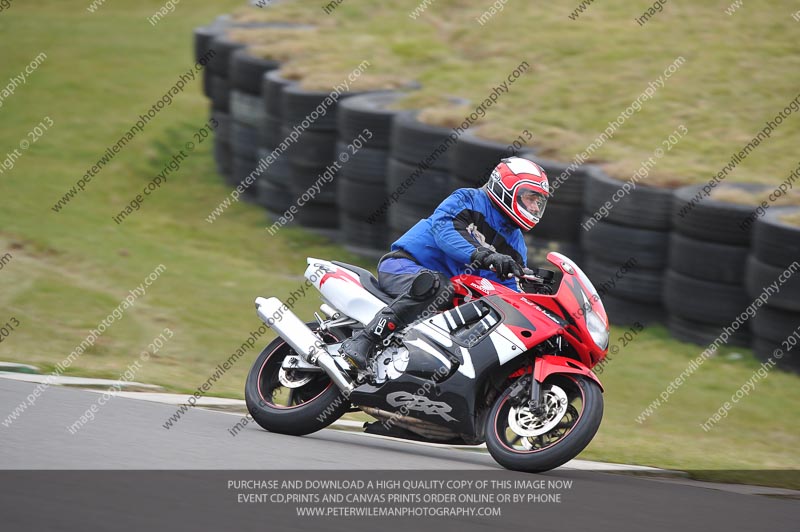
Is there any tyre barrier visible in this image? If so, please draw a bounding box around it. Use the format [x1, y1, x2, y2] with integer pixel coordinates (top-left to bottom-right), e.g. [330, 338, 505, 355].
[751, 303, 800, 374]
[387, 112, 458, 236]
[581, 166, 671, 324]
[747, 207, 800, 369]
[280, 82, 361, 230]
[260, 70, 297, 214]
[228, 48, 279, 202]
[665, 183, 770, 346]
[194, 18, 800, 369]
[336, 92, 404, 251]
[451, 133, 528, 188]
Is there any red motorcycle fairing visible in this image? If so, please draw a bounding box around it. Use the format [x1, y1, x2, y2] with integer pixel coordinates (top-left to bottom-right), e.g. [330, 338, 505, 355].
[451, 252, 609, 376]
[534, 355, 604, 392]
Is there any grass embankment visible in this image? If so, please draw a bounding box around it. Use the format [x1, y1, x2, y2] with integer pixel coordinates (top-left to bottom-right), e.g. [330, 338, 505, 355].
[0, 1, 797, 487]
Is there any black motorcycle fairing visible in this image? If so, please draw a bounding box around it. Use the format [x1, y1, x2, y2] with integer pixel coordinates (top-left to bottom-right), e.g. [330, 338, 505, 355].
[349, 324, 533, 436]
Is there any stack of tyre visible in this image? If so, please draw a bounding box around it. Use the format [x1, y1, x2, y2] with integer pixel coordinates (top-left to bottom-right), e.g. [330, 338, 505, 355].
[229, 49, 279, 199]
[664, 184, 769, 346]
[581, 168, 673, 326]
[258, 70, 297, 214]
[748, 206, 800, 373]
[194, 20, 243, 182]
[525, 157, 587, 268]
[387, 113, 457, 241]
[280, 83, 368, 229]
[336, 92, 404, 256]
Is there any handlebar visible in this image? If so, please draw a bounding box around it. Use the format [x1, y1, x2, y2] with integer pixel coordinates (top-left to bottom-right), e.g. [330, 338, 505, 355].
[489, 265, 555, 283]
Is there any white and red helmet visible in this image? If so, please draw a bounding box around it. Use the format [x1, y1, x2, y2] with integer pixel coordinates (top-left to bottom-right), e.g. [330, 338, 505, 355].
[485, 157, 549, 231]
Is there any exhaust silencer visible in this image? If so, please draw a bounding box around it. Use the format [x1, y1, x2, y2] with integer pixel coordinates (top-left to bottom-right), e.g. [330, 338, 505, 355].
[255, 297, 354, 394]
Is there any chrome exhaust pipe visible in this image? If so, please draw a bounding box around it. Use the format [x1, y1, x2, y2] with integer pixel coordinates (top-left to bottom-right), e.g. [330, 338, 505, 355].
[255, 297, 354, 394]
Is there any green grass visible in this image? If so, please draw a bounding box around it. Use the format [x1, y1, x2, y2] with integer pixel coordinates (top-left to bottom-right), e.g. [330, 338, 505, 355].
[227, 0, 800, 188]
[0, 0, 798, 487]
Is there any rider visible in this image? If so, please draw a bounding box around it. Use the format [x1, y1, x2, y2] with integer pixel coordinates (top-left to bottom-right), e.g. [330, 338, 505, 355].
[340, 156, 550, 370]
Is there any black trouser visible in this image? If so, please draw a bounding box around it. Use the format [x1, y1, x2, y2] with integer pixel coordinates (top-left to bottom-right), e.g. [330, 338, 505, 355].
[376, 252, 455, 327]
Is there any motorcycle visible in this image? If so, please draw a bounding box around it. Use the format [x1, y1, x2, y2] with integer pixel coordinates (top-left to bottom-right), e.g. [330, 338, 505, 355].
[245, 252, 609, 472]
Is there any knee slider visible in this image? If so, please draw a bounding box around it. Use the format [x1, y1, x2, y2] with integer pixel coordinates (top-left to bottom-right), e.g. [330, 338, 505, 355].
[409, 271, 439, 300]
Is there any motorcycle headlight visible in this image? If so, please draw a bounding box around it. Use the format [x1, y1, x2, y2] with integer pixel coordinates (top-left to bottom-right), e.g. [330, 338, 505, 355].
[585, 310, 609, 351]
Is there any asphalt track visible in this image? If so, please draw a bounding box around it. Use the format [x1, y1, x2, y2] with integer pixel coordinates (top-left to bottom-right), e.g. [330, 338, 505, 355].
[1, 379, 797, 532]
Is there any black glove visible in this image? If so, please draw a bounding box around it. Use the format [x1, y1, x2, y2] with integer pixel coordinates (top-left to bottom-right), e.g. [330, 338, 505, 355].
[471, 248, 524, 279]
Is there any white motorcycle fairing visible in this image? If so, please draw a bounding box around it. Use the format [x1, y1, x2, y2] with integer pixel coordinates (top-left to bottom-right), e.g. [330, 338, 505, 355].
[304, 258, 385, 326]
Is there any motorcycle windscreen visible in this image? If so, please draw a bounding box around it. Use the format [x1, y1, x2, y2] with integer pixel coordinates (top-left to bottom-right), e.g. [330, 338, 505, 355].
[547, 252, 609, 351]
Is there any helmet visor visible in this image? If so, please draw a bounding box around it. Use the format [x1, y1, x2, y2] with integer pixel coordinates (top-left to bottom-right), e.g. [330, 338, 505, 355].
[516, 189, 547, 222]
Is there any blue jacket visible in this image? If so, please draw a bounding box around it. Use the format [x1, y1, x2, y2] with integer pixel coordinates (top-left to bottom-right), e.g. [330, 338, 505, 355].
[389, 188, 528, 291]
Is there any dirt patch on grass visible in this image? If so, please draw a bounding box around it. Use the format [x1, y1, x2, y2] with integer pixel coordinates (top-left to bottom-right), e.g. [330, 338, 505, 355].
[226, 26, 319, 46]
[710, 186, 800, 206]
[602, 160, 686, 188]
[230, 5, 337, 27]
[779, 211, 800, 227]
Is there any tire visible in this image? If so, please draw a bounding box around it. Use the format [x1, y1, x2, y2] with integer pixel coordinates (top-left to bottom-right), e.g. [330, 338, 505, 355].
[210, 75, 231, 112]
[231, 156, 259, 200]
[745, 255, 800, 312]
[388, 201, 426, 233]
[340, 212, 389, 249]
[485, 374, 603, 473]
[337, 177, 390, 216]
[668, 232, 748, 285]
[336, 144, 389, 184]
[532, 203, 583, 242]
[751, 336, 800, 374]
[528, 156, 588, 205]
[229, 48, 279, 94]
[286, 128, 337, 166]
[752, 206, 800, 268]
[284, 85, 358, 131]
[663, 269, 750, 323]
[524, 235, 583, 269]
[230, 90, 265, 128]
[390, 111, 455, 170]
[259, 114, 283, 150]
[386, 158, 450, 208]
[257, 178, 293, 214]
[450, 133, 526, 185]
[231, 122, 259, 159]
[582, 219, 669, 269]
[586, 257, 663, 304]
[193, 25, 223, 65]
[295, 202, 340, 228]
[262, 70, 296, 119]
[207, 36, 246, 77]
[213, 137, 233, 178]
[667, 315, 750, 348]
[288, 160, 338, 204]
[262, 153, 291, 189]
[245, 324, 351, 436]
[752, 304, 800, 344]
[338, 91, 404, 148]
[195, 26, 225, 97]
[672, 183, 771, 245]
[212, 110, 231, 143]
[601, 294, 664, 326]
[583, 166, 673, 230]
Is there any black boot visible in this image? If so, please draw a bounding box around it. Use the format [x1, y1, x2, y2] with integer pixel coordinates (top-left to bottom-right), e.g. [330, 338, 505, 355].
[340, 307, 401, 370]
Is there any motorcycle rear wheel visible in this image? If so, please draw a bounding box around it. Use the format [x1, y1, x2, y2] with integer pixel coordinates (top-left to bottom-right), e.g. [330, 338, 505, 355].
[485, 374, 603, 472]
[245, 324, 351, 436]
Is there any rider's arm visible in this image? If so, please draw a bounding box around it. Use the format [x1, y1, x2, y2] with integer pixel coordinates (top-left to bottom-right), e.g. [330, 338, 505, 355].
[428, 189, 484, 265]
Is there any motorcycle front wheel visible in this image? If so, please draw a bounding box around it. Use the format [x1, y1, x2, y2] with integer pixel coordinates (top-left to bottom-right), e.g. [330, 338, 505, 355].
[485, 374, 603, 472]
[245, 323, 351, 436]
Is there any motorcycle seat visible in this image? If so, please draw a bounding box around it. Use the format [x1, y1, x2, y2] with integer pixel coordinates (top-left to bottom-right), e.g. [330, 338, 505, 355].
[332, 261, 395, 305]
